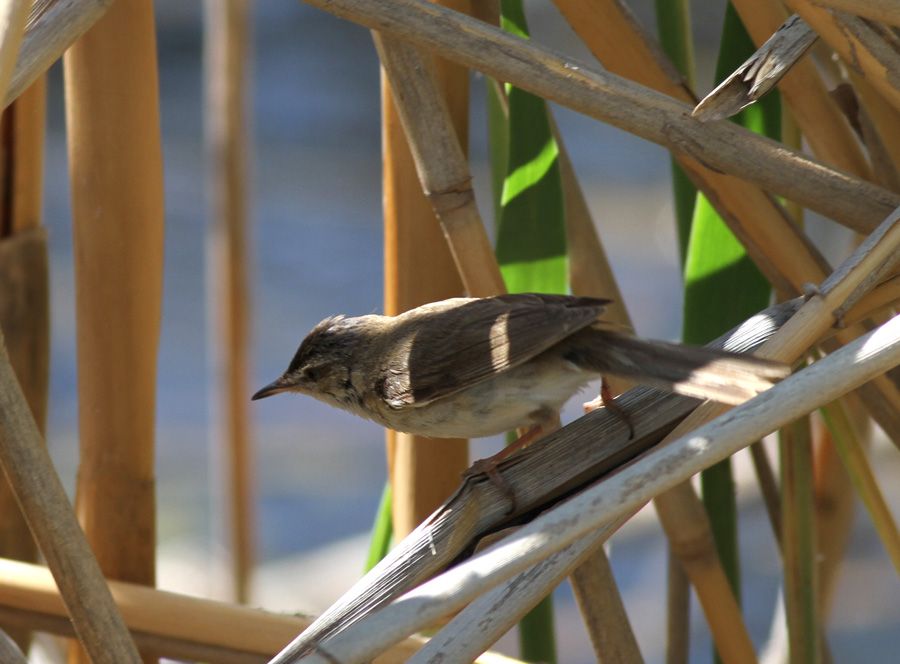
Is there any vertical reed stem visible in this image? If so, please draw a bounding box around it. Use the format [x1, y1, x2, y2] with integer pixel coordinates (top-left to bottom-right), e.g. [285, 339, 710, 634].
[63, 0, 165, 658]
[204, 0, 254, 603]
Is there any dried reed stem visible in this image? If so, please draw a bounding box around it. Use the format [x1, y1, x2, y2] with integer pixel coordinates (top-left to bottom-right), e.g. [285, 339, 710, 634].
[204, 0, 254, 604]
[378, 7, 471, 535]
[0, 333, 140, 662]
[730, 0, 872, 180]
[304, 0, 900, 237]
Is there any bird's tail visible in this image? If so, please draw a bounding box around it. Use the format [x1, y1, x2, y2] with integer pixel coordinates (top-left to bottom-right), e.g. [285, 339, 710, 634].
[571, 328, 790, 405]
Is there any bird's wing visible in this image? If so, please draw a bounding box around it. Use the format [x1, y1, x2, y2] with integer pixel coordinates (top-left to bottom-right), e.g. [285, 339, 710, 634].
[377, 293, 609, 409]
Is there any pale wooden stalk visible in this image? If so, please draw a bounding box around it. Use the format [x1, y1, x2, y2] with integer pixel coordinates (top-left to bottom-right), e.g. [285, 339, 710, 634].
[780, 417, 820, 664]
[0, 558, 522, 664]
[815, 0, 900, 27]
[63, 1, 164, 659]
[288, 316, 900, 664]
[730, 0, 871, 180]
[6, 0, 112, 107]
[820, 399, 900, 573]
[0, 75, 47, 651]
[304, 0, 899, 238]
[785, 1, 900, 114]
[379, 2, 472, 537]
[0, 333, 140, 662]
[570, 547, 644, 664]
[654, 484, 758, 664]
[204, 0, 254, 604]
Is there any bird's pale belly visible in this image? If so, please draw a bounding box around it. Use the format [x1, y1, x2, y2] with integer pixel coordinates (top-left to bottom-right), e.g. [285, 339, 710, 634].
[383, 356, 597, 439]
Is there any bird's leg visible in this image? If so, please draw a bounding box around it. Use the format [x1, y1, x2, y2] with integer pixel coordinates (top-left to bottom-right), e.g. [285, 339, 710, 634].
[464, 424, 545, 515]
[584, 376, 635, 439]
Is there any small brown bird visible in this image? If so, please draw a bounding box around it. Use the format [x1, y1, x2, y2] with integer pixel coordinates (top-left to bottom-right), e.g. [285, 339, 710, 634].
[252, 294, 789, 441]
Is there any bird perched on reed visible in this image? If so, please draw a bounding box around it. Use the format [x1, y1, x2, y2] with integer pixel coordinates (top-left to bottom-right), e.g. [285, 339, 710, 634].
[253, 294, 788, 445]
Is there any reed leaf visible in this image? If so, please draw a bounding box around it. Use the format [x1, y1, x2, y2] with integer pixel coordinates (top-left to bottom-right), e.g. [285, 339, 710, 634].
[365, 483, 393, 573]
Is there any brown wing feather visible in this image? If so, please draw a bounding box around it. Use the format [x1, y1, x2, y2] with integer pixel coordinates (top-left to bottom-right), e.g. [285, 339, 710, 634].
[377, 294, 609, 409]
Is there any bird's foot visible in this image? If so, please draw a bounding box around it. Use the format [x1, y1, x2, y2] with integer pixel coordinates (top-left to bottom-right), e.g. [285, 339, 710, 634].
[463, 425, 544, 515]
[584, 377, 635, 439]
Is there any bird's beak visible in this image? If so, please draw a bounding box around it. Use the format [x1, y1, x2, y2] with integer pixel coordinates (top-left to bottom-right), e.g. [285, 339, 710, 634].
[252, 377, 289, 401]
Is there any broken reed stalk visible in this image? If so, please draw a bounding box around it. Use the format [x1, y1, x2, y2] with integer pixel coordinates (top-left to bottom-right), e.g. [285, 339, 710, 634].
[279, 203, 900, 663]
[304, 0, 900, 238]
[0, 558, 523, 664]
[727, 1, 872, 181]
[691, 14, 818, 123]
[290, 314, 900, 664]
[780, 416, 821, 664]
[203, 0, 254, 604]
[785, 0, 900, 114]
[814, 0, 900, 27]
[6, 0, 112, 108]
[62, 1, 164, 659]
[0, 334, 140, 662]
[377, 16, 472, 535]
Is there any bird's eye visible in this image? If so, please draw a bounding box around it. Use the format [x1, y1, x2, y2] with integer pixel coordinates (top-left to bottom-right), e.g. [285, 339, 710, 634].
[302, 366, 323, 382]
